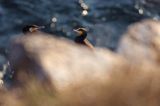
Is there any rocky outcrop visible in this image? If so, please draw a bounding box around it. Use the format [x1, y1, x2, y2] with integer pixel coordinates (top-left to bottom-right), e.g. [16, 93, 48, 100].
[1, 20, 160, 106]
[9, 33, 127, 91]
[7, 32, 129, 106]
[118, 20, 160, 70]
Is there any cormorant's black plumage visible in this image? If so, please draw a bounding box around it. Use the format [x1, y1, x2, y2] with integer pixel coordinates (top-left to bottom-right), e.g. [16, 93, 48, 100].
[74, 28, 94, 49]
[22, 25, 44, 34]
[75, 30, 87, 45]
[22, 25, 36, 34]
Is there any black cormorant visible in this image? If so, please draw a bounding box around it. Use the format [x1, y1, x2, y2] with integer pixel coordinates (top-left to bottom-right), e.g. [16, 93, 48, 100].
[22, 25, 45, 34]
[74, 28, 94, 49]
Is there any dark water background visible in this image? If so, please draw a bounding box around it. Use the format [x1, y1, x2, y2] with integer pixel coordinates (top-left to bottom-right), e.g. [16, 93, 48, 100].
[0, 0, 160, 54]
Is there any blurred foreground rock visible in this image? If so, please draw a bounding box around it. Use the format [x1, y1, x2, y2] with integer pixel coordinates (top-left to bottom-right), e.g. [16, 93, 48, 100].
[118, 20, 160, 69]
[7, 33, 129, 106]
[1, 20, 160, 106]
[9, 33, 127, 90]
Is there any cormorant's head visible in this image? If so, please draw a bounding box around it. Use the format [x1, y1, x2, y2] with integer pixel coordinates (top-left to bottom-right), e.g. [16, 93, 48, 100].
[22, 25, 45, 34]
[74, 28, 88, 36]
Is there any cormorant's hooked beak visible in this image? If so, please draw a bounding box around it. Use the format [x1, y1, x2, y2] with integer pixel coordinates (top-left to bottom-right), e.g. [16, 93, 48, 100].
[73, 29, 80, 33]
[73, 28, 88, 36]
[73, 29, 84, 36]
